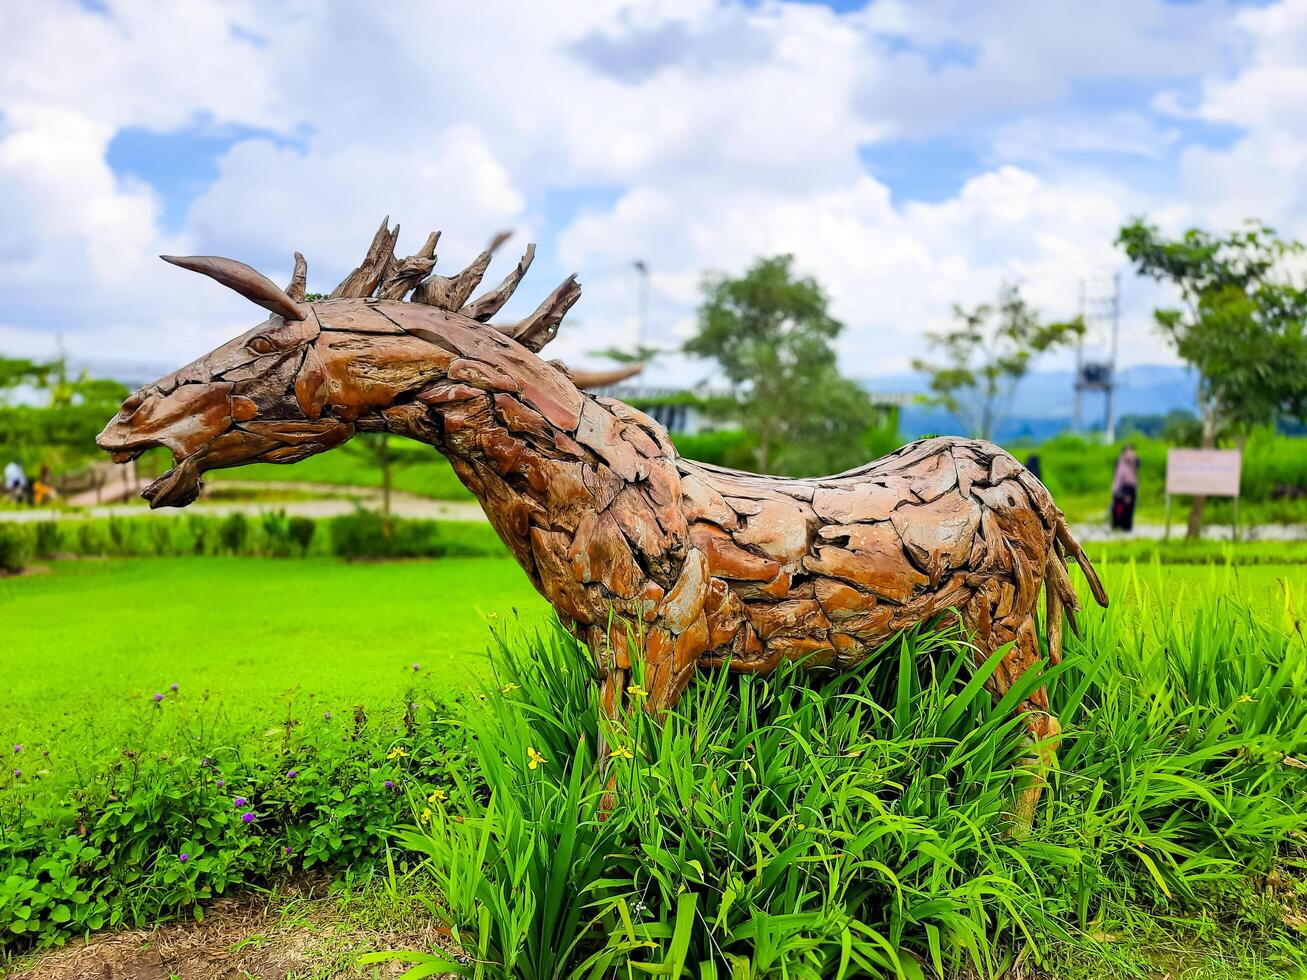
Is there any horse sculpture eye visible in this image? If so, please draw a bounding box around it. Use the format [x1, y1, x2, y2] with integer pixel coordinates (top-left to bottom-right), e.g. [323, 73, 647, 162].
[249, 336, 275, 355]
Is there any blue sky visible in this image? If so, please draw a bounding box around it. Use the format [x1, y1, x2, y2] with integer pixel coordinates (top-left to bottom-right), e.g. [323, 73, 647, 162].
[2, 0, 1305, 381]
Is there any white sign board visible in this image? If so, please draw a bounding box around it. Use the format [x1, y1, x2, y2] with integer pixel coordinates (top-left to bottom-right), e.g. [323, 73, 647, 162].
[1165, 449, 1242, 498]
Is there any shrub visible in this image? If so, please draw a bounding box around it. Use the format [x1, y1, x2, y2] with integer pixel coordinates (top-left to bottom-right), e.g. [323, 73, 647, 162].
[328, 510, 503, 560]
[0, 523, 32, 574]
[288, 516, 315, 555]
[33, 521, 60, 559]
[217, 512, 249, 554]
[259, 510, 294, 558]
[0, 697, 467, 952]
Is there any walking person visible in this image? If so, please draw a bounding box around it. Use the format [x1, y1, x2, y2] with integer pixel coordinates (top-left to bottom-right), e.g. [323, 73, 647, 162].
[1110, 444, 1140, 532]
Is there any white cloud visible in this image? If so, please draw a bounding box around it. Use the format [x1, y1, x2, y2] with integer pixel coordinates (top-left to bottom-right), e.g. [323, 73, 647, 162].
[0, 0, 1303, 393]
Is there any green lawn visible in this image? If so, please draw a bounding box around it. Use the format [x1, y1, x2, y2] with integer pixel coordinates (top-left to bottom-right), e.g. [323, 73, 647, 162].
[0, 557, 545, 771]
[204, 438, 473, 500]
[4, 554, 1303, 766]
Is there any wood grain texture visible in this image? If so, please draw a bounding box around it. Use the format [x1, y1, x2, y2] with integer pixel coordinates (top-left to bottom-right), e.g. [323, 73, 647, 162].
[103, 220, 1110, 815]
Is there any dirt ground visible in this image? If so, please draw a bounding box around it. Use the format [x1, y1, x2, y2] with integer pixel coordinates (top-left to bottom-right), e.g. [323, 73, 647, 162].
[2, 880, 457, 980]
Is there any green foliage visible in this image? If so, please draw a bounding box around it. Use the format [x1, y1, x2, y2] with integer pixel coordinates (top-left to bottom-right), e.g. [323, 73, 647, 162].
[0, 357, 129, 472]
[329, 509, 505, 561]
[1118, 219, 1307, 537]
[686, 256, 885, 476]
[214, 437, 472, 501]
[288, 515, 316, 555]
[387, 571, 1307, 978]
[913, 284, 1084, 440]
[218, 512, 249, 554]
[669, 429, 756, 468]
[0, 523, 31, 574]
[0, 515, 508, 572]
[0, 697, 467, 951]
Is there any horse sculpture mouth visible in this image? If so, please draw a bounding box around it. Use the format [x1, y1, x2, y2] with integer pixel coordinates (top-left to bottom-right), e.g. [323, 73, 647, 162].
[97, 435, 205, 509]
[140, 453, 205, 509]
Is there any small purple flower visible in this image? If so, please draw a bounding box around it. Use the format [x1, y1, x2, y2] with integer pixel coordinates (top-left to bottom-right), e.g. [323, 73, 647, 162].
[12, 769, 20, 779]
[233, 796, 246, 807]
[412, 663, 420, 671]
[201, 757, 210, 767]
[241, 811, 255, 824]
[216, 779, 225, 788]
[283, 846, 293, 855]
[170, 683, 179, 692]
[384, 779, 394, 790]
[323, 711, 332, 721]
[153, 693, 164, 702]
[179, 852, 190, 863]
[287, 769, 298, 779]
[12, 744, 21, 754]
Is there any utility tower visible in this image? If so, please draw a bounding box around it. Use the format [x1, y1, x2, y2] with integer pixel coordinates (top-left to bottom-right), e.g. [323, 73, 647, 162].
[1073, 271, 1121, 442]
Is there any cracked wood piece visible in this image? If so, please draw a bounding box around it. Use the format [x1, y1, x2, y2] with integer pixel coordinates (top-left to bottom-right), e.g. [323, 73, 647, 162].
[812, 484, 900, 524]
[805, 521, 928, 602]
[679, 472, 741, 529]
[732, 497, 815, 569]
[744, 599, 828, 642]
[568, 512, 644, 599]
[576, 400, 646, 482]
[890, 493, 982, 585]
[689, 522, 781, 582]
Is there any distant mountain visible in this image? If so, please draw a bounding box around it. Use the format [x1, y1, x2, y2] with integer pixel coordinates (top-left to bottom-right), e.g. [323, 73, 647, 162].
[864, 364, 1200, 442]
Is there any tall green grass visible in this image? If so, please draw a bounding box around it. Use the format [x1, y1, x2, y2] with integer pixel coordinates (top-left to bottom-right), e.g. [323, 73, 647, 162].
[381, 565, 1307, 979]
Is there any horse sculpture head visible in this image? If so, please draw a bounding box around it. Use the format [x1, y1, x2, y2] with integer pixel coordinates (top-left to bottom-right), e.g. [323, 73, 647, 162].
[96, 219, 582, 506]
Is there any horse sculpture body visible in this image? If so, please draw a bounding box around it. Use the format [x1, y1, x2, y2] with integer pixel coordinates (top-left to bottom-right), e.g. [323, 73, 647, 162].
[98, 219, 1107, 812]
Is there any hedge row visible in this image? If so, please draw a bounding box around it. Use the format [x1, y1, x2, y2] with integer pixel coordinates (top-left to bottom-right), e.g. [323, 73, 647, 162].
[0, 510, 506, 573]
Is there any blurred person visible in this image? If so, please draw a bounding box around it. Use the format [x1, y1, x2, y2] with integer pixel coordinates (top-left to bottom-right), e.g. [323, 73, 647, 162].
[33, 464, 54, 506]
[1110, 444, 1140, 531]
[4, 460, 28, 504]
[1025, 453, 1042, 482]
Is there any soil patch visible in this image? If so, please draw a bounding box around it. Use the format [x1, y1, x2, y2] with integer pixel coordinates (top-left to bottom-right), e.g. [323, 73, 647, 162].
[4, 879, 455, 980]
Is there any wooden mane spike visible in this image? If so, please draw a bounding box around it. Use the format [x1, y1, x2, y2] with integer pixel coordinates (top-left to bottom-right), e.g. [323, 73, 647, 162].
[412, 231, 511, 310]
[378, 231, 440, 301]
[461, 243, 536, 322]
[330, 217, 400, 299]
[507, 274, 581, 352]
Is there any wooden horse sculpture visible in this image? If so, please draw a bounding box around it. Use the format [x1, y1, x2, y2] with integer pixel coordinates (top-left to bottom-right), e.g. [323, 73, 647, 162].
[98, 220, 1107, 812]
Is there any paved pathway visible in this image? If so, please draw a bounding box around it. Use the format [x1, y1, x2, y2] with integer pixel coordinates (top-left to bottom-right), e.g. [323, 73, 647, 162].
[2, 480, 487, 523]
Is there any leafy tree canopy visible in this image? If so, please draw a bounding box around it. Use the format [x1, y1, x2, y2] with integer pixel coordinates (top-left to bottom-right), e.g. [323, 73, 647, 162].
[685, 255, 883, 476]
[1118, 219, 1307, 434]
[912, 285, 1083, 441]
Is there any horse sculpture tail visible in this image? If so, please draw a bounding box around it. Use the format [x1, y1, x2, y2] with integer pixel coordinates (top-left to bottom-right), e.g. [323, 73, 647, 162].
[1041, 512, 1108, 664]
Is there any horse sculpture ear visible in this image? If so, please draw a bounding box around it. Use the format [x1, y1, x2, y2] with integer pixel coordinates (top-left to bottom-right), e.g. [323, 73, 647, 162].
[161, 255, 308, 322]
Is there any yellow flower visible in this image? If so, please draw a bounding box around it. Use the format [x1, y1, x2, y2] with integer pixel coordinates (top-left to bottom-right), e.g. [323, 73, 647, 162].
[627, 685, 649, 698]
[386, 747, 408, 761]
[610, 745, 635, 761]
[527, 746, 546, 771]
[1236, 694, 1257, 704]
[501, 683, 521, 694]
[427, 788, 447, 804]
[419, 807, 432, 824]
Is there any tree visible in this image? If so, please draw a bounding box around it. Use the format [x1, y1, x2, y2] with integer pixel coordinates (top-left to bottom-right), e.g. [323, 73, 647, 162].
[912, 285, 1083, 441]
[1117, 219, 1307, 537]
[0, 355, 129, 472]
[685, 255, 882, 476]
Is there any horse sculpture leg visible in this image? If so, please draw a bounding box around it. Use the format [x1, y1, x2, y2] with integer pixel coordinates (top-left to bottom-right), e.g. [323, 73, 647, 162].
[1004, 617, 1059, 830]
